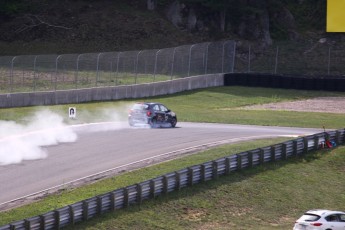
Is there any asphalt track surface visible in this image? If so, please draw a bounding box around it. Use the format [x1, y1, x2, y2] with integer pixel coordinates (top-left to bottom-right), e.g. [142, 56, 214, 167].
[0, 122, 324, 209]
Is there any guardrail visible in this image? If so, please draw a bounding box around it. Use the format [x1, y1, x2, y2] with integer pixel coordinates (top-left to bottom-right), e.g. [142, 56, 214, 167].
[1, 129, 344, 230]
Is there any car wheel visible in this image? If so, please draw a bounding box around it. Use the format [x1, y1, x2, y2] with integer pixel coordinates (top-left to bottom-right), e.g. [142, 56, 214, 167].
[149, 118, 157, 128]
[128, 119, 135, 127]
[170, 117, 177, 128]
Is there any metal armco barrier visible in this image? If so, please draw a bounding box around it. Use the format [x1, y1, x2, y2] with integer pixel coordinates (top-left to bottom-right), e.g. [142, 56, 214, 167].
[1, 129, 344, 230]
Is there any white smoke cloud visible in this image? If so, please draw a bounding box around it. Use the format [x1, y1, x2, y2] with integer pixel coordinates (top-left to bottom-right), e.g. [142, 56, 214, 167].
[0, 110, 77, 166]
[0, 103, 140, 165]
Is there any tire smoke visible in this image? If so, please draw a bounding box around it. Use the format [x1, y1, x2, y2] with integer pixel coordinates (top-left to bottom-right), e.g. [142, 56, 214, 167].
[0, 110, 77, 166]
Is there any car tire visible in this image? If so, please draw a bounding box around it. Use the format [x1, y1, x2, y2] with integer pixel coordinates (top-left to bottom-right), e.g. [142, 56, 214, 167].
[128, 119, 135, 127]
[170, 117, 177, 128]
[149, 118, 157, 128]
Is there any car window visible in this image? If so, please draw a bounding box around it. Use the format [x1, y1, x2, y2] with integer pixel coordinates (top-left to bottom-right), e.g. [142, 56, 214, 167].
[160, 105, 168, 112]
[326, 215, 339, 222]
[299, 214, 320, 222]
[153, 104, 160, 111]
[340, 214, 345, 222]
[132, 103, 148, 110]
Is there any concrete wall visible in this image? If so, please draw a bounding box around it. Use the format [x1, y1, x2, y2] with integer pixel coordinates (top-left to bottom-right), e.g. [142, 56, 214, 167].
[0, 74, 224, 108]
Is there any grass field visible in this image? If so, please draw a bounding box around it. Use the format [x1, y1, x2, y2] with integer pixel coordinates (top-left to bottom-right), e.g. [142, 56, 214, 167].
[0, 86, 344, 229]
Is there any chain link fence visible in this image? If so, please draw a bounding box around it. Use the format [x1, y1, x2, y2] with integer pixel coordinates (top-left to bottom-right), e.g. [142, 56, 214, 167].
[234, 41, 345, 76]
[1, 40, 345, 94]
[0, 41, 235, 94]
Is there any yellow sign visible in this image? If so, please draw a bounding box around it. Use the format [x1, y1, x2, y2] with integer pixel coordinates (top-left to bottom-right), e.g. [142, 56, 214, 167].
[327, 0, 345, 32]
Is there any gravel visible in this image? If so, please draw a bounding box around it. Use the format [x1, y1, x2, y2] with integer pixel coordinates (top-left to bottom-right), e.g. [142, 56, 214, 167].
[242, 97, 345, 114]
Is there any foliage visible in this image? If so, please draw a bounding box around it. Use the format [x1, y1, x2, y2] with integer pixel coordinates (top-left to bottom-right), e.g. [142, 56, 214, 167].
[0, 0, 27, 17]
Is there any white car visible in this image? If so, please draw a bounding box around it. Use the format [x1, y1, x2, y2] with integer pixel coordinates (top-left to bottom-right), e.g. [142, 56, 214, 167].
[293, 209, 345, 230]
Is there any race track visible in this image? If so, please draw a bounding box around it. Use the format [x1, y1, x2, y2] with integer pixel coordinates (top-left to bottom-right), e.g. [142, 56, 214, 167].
[0, 122, 323, 209]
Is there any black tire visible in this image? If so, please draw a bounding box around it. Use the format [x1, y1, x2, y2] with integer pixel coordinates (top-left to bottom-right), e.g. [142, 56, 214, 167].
[170, 117, 177, 128]
[149, 118, 157, 128]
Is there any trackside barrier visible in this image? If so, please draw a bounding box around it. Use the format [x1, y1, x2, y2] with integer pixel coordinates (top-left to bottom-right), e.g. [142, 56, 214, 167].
[224, 73, 345, 92]
[0, 74, 224, 108]
[0, 129, 344, 230]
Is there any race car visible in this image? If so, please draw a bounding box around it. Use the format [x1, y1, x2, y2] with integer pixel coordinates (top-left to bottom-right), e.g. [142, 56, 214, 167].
[128, 102, 177, 128]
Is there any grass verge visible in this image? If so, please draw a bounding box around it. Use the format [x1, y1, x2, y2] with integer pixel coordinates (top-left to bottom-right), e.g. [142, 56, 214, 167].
[1, 86, 345, 128]
[0, 86, 345, 228]
[66, 146, 344, 230]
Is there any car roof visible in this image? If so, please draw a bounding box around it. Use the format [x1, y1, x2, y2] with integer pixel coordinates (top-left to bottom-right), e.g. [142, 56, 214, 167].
[305, 209, 345, 216]
[134, 102, 162, 106]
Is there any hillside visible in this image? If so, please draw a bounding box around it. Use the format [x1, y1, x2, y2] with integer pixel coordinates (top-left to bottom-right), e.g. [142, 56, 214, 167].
[0, 0, 330, 56]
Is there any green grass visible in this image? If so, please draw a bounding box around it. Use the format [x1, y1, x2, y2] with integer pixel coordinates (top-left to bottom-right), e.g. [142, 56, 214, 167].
[0, 71, 175, 94]
[1, 86, 345, 128]
[0, 138, 295, 226]
[63, 146, 343, 230]
[0, 86, 345, 228]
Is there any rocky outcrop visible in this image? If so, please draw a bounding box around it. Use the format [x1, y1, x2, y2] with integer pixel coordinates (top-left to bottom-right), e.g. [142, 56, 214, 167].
[163, 0, 303, 46]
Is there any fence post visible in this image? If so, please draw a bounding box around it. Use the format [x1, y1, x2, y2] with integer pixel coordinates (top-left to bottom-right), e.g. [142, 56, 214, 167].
[327, 46, 331, 75]
[40, 215, 45, 230]
[82, 201, 89, 220]
[222, 41, 226, 73]
[170, 47, 177, 80]
[10, 56, 17, 93]
[237, 154, 242, 170]
[135, 51, 142, 84]
[75, 54, 82, 89]
[33, 55, 37, 92]
[163, 175, 168, 194]
[248, 45, 251, 73]
[231, 42, 236, 73]
[188, 168, 194, 186]
[270, 146, 276, 162]
[259, 148, 265, 164]
[335, 130, 340, 145]
[188, 44, 196, 77]
[248, 151, 253, 167]
[115, 52, 122, 86]
[225, 157, 231, 174]
[274, 46, 279, 74]
[200, 164, 206, 182]
[124, 188, 129, 208]
[175, 172, 181, 191]
[110, 192, 116, 211]
[303, 137, 309, 154]
[54, 210, 60, 229]
[24, 219, 30, 230]
[97, 196, 102, 214]
[153, 49, 161, 82]
[150, 180, 156, 198]
[96, 52, 103, 87]
[69, 205, 75, 225]
[314, 135, 319, 150]
[204, 42, 210, 74]
[136, 184, 142, 205]
[293, 140, 298, 156]
[55, 55, 62, 91]
[212, 161, 219, 179]
[282, 143, 287, 160]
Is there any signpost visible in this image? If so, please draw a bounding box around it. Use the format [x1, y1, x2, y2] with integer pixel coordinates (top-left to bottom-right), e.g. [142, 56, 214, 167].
[69, 107, 76, 119]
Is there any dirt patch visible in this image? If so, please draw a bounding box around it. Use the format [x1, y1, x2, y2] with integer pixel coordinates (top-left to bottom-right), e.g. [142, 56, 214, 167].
[242, 97, 345, 114]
